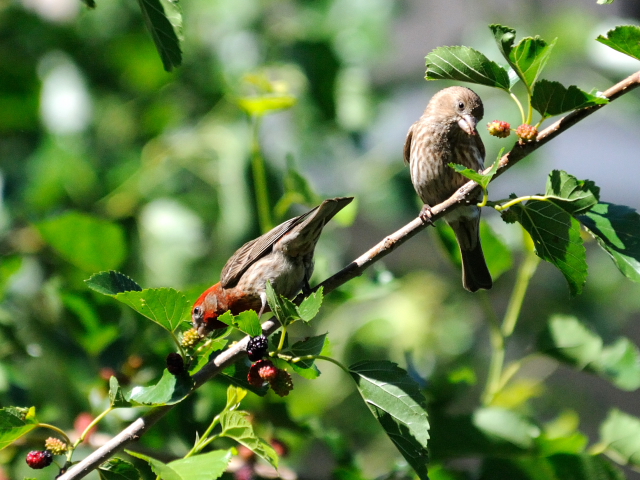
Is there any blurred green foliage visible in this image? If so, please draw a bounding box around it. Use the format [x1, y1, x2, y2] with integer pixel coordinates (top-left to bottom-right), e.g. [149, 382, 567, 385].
[1, 0, 640, 479]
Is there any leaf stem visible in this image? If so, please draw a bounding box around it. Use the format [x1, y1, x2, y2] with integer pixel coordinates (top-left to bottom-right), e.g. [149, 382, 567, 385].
[510, 92, 526, 125]
[185, 414, 221, 458]
[251, 116, 273, 233]
[493, 195, 549, 211]
[276, 327, 287, 352]
[37, 423, 72, 446]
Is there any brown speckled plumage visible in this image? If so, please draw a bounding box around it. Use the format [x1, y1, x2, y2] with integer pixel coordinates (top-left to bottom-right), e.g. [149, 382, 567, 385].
[404, 86, 492, 292]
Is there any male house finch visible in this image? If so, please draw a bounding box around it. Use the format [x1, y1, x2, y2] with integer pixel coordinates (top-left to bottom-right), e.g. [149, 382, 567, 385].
[404, 86, 492, 292]
[192, 197, 353, 334]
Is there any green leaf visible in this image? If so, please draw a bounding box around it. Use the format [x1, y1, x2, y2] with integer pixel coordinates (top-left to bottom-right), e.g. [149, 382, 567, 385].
[0, 407, 38, 450]
[489, 24, 556, 90]
[539, 315, 640, 390]
[190, 336, 229, 375]
[63, 292, 120, 356]
[288, 334, 327, 369]
[225, 385, 247, 411]
[449, 151, 501, 190]
[115, 288, 190, 333]
[85, 271, 142, 295]
[596, 25, 640, 61]
[274, 157, 321, 219]
[265, 281, 299, 326]
[0, 255, 22, 298]
[600, 409, 640, 466]
[545, 170, 600, 215]
[425, 46, 511, 91]
[98, 458, 141, 480]
[137, 0, 182, 71]
[128, 369, 194, 406]
[234, 310, 263, 337]
[473, 407, 540, 449]
[219, 410, 279, 467]
[109, 377, 131, 408]
[507, 199, 587, 296]
[532, 80, 609, 118]
[480, 221, 513, 280]
[37, 212, 126, 272]
[349, 361, 430, 480]
[127, 449, 231, 480]
[579, 202, 640, 283]
[237, 95, 297, 117]
[539, 315, 603, 369]
[297, 287, 324, 322]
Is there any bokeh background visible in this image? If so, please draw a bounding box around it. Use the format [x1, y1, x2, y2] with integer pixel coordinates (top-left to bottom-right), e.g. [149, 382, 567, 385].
[1, 0, 640, 478]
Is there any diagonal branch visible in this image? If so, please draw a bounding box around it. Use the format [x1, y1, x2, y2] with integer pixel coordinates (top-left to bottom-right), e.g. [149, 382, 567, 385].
[58, 69, 640, 480]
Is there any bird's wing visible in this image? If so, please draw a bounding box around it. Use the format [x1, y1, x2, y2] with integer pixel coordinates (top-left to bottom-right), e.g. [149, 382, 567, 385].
[403, 125, 414, 165]
[220, 209, 318, 288]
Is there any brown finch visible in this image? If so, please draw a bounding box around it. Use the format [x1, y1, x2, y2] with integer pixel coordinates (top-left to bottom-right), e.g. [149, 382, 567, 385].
[192, 197, 353, 334]
[404, 86, 492, 292]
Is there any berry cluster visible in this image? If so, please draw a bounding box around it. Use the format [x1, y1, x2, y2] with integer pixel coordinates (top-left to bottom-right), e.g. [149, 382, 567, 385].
[246, 335, 269, 361]
[166, 352, 185, 375]
[487, 120, 511, 138]
[247, 359, 294, 397]
[516, 123, 538, 143]
[26, 450, 53, 469]
[45, 437, 67, 456]
[181, 328, 202, 348]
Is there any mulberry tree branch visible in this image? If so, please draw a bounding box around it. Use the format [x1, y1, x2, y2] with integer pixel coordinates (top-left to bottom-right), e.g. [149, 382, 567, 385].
[58, 69, 640, 480]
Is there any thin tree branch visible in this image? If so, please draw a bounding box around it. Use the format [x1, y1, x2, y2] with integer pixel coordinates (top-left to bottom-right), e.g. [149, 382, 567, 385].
[58, 69, 640, 480]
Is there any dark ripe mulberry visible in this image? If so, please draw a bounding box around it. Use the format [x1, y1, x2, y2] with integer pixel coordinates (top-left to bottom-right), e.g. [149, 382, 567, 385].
[246, 335, 269, 361]
[270, 370, 294, 397]
[26, 450, 53, 469]
[166, 352, 185, 375]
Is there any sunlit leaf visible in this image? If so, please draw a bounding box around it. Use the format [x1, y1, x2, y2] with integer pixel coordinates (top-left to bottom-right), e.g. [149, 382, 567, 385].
[0, 407, 38, 450]
[128, 369, 194, 406]
[37, 212, 126, 272]
[596, 25, 640, 61]
[190, 335, 229, 375]
[532, 80, 608, 118]
[545, 170, 600, 215]
[115, 288, 191, 333]
[137, 0, 182, 71]
[237, 95, 297, 117]
[109, 377, 131, 408]
[506, 199, 587, 296]
[425, 46, 511, 91]
[265, 281, 299, 326]
[579, 202, 640, 283]
[349, 361, 429, 480]
[85, 271, 142, 296]
[127, 449, 231, 480]
[600, 409, 640, 466]
[98, 458, 141, 480]
[219, 410, 279, 467]
[234, 310, 263, 337]
[297, 287, 324, 322]
[490, 24, 556, 89]
[473, 407, 540, 449]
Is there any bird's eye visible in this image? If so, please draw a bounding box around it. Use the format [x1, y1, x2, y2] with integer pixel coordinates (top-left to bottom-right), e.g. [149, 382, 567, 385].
[458, 101, 465, 110]
[193, 306, 201, 316]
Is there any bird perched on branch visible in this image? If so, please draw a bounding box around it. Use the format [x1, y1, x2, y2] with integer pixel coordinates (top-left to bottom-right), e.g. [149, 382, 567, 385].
[404, 86, 492, 292]
[192, 197, 353, 335]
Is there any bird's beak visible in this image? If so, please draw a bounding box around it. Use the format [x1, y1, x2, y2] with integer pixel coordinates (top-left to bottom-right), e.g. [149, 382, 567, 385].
[458, 114, 478, 135]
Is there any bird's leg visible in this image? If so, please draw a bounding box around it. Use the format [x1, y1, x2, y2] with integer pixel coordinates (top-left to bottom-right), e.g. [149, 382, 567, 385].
[419, 204, 434, 225]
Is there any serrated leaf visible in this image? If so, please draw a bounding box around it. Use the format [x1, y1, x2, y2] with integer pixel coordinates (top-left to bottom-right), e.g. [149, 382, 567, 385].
[0, 407, 38, 450]
[297, 287, 324, 322]
[116, 288, 190, 333]
[449, 157, 499, 190]
[190, 335, 230, 375]
[473, 407, 540, 449]
[349, 361, 429, 480]
[219, 410, 279, 468]
[265, 281, 299, 326]
[127, 449, 231, 480]
[545, 170, 600, 215]
[237, 95, 297, 117]
[579, 202, 640, 283]
[490, 24, 556, 90]
[137, 0, 182, 71]
[128, 369, 194, 406]
[288, 334, 327, 369]
[233, 310, 262, 337]
[37, 211, 126, 272]
[109, 377, 131, 408]
[532, 80, 609, 118]
[507, 199, 587, 296]
[85, 271, 142, 296]
[99, 458, 141, 480]
[425, 46, 511, 91]
[600, 409, 640, 466]
[225, 385, 247, 411]
[596, 25, 640, 61]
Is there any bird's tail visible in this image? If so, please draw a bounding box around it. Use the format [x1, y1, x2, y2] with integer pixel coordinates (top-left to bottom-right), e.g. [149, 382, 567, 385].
[449, 213, 492, 292]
